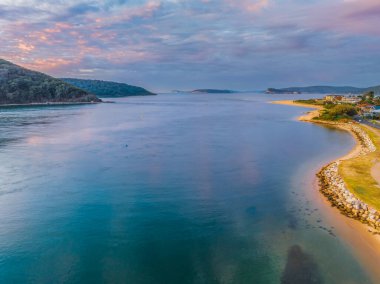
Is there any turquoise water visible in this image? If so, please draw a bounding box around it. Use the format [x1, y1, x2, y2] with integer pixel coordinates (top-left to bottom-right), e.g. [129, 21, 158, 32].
[0, 93, 371, 283]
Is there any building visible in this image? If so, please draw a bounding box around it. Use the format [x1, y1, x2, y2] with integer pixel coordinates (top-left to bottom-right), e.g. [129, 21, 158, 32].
[371, 107, 380, 118]
[360, 104, 374, 113]
[362, 106, 380, 118]
[324, 95, 342, 102]
[340, 96, 361, 104]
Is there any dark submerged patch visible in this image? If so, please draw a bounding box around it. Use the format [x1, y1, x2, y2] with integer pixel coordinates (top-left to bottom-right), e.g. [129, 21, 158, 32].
[281, 245, 323, 284]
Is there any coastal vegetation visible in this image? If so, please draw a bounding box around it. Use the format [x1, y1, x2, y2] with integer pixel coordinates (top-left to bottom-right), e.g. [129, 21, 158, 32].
[0, 59, 100, 105]
[294, 99, 324, 106]
[275, 99, 380, 231]
[361, 91, 380, 105]
[294, 99, 358, 121]
[267, 85, 380, 95]
[317, 104, 358, 121]
[290, 97, 380, 213]
[61, 78, 156, 97]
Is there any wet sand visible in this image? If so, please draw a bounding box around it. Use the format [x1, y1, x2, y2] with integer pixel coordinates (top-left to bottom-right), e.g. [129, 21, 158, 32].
[310, 178, 380, 283]
[270, 100, 322, 121]
[272, 99, 380, 283]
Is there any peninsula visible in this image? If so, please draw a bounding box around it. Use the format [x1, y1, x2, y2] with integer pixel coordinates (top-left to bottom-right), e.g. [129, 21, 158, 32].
[0, 59, 101, 105]
[61, 78, 156, 97]
[267, 85, 380, 95]
[273, 95, 380, 232]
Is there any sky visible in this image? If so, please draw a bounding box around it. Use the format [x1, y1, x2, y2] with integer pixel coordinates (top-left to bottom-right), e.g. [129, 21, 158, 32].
[1, 0, 380, 92]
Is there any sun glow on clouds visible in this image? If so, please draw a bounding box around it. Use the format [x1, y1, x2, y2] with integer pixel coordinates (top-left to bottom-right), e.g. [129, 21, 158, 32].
[1, 0, 380, 89]
[18, 42, 35, 52]
[22, 58, 76, 73]
[226, 0, 269, 13]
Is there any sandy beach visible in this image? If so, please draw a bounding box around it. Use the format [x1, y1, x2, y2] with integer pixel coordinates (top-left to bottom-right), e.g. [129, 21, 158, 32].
[272, 99, 380, 283]
[271, 100, 323, 121]
[271, 100, 364, 159]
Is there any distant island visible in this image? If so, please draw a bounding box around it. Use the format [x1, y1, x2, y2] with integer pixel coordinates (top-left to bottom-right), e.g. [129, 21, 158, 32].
[266, 85, 380, 95]
[61, 78, 156, 98]
[172, 89, 238, 94]
[0, 59, 100, 105]
[191, 89, 237, 94]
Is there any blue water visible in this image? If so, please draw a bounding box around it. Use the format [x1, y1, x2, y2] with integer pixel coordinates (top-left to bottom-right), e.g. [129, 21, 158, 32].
[0, 93, 371, 283]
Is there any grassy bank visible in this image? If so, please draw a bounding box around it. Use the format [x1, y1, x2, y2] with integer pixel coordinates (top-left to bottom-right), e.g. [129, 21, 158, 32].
[339, 126, 380, 210]
[294, 99, 358, 121]
[272, 99, 380, 211]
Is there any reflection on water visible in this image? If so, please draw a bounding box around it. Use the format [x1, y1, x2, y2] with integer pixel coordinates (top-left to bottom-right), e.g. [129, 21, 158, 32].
[0, 105, 83, 149]
[0, 93, 373, 283]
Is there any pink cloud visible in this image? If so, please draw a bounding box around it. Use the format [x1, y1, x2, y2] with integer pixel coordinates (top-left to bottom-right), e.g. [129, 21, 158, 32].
[225, 0, 269, 13]
[21, 58, 77, 73]
[302, 0, 380, 36]
[17, 42, 35, 52]
[93, 0, 161, 27]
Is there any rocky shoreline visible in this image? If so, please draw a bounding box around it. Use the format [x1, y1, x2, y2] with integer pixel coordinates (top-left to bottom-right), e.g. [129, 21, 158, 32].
[271, 100, 380, 232]
[317, 124, 380, 232]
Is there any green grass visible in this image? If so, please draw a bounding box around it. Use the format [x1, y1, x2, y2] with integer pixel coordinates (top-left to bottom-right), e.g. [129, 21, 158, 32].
[294, 99, 324, 105]
[339, 126, 380, 210]
[294, 100, 357, 121]
[317, 104, 357, 121]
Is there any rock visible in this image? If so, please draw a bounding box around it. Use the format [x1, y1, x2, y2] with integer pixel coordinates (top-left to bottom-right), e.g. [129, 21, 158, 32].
[316, 124, 379, 233]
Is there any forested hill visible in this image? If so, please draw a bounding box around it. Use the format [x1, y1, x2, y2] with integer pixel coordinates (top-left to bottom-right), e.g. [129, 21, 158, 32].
[61, 78, 156, 97]
[0, 59, 100, 105]
[266, 85, 380, 94]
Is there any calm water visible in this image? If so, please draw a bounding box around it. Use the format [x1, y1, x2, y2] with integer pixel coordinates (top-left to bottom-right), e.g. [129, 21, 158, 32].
[0, 93, 371, 283]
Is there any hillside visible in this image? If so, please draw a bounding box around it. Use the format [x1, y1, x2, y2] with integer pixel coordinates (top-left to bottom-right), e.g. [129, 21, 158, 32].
[0, 59, 100, 105]
[266, 85, 380, 95]
[61, 78, 156, 97]
[367, 85, 380, 94]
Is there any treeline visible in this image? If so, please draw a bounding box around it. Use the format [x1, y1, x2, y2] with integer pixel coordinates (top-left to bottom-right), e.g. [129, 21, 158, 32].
[61, 78, 156, 98]
[0, 59, 100, 104]
[318, 104, 358, 120]
[268, 85, 380, 94]
[295, 99, 358, 121]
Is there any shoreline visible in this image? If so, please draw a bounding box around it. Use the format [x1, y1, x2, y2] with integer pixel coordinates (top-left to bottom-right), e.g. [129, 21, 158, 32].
[0, 101, 102, 108]
[271, 100, 323, 121]
[272, 99, 380, 282]
[272, 100, 380, 230]
[317, 125, 379, 231]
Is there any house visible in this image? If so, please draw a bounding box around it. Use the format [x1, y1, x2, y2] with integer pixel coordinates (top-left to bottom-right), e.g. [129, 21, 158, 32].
[324, 95, 342, 102]
[360, 104, 375, 113]
[340, 96, 361, 104]
[371, 107, 380, 118]
[362, 106, 380, 118]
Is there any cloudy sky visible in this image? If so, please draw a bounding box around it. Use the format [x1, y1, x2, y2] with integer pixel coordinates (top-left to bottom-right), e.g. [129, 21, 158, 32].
[1, 0, 380, 91]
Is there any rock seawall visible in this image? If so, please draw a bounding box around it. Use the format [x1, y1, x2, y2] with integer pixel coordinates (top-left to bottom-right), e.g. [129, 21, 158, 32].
[317, 124, 380, 232]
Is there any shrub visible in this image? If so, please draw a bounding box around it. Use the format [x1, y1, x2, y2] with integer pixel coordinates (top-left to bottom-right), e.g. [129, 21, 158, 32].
[319, 104, 357, 120]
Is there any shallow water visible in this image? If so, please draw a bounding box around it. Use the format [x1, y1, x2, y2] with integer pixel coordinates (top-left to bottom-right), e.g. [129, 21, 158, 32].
[0, 93, 371, 283]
